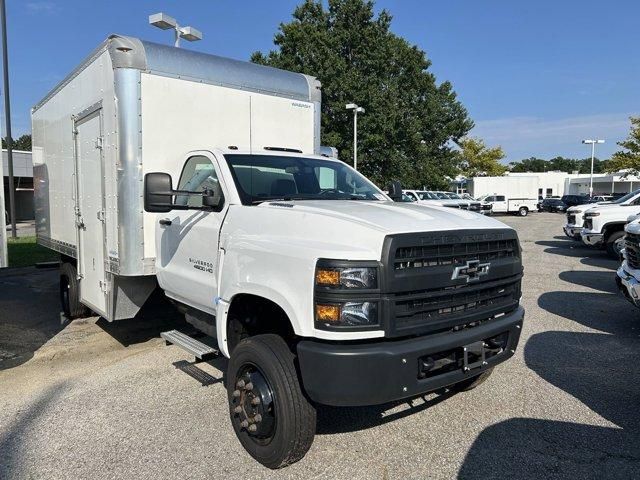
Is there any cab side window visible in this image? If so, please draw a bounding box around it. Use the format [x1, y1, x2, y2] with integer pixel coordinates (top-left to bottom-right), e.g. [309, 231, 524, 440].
[496, 196, 506, 202]
[176, 155, 224, 209]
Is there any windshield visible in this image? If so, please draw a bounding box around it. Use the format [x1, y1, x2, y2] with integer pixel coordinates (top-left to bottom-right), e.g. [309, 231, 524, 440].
[434, 192, 450, 199]
[224, 154, 386, 205]
[417, 191, 438, 200]
[612, 188, 640, 204]
[447, 193, 462, 199]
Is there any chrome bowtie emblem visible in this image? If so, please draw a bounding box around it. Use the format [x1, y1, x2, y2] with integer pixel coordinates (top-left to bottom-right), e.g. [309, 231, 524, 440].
[451, 259, 490, 282]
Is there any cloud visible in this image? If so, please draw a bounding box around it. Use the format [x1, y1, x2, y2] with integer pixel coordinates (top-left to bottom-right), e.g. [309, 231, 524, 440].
[472, 112, 638, 161]
[26, 2, 57, 15]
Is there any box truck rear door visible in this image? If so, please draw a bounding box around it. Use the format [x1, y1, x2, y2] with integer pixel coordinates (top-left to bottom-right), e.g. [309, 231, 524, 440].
[74, 107, 107, 315]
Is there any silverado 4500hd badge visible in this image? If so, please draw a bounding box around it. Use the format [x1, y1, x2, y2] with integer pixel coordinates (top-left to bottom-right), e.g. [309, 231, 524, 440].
[189, 258, 214, 274]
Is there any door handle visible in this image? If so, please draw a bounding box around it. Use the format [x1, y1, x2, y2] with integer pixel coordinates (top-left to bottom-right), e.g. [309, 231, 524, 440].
[159, 218, 172, 226]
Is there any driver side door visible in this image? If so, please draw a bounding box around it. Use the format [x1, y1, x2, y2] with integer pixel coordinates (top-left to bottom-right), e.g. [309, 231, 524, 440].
[155, 152, 228, 314]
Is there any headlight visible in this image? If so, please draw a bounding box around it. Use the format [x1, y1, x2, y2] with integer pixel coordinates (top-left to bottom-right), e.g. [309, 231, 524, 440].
[585, 212, 600, 217]
[314, 260, 380, 329]
[315, 266, 377, 289]
[315, 301, 378, 328]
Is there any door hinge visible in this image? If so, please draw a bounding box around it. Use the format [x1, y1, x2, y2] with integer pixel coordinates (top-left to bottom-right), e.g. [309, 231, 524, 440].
[99, 280, 110, 294]
[95, 136, 103, 150]
[97, 210, 105, 223]
[76, 216, 86, 230]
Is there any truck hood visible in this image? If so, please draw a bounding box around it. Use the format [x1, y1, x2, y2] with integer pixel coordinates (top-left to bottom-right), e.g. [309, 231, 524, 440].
[257, 200, 508, 234]
[569, 203, 618, 214]
[587, 203, 640, 217]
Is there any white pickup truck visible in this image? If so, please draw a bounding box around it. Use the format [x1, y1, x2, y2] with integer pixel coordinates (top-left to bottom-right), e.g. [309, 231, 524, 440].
[478, 195, 538, 216]
[616, 218, 640, 308]
[580, 189, 640, 257]
[403, 189, 483, 213]
[563, 200, 613, 240]
[32, 35, 525, 468]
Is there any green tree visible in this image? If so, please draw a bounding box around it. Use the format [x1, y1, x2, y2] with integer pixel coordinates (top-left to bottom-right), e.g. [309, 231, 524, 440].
[509, 157, 548, 172]
[251, 0, 473, 189]
[456, 137, 506, 177]
[606, 116, 640, 173]
[2, 134, 31, 151]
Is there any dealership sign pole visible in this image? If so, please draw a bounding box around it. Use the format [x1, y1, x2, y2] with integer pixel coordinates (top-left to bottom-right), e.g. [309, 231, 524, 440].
[0, 120, 6, 267]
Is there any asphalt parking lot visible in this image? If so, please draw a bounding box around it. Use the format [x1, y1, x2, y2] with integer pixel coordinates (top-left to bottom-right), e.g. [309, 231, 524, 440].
[1, 212, 639, 479]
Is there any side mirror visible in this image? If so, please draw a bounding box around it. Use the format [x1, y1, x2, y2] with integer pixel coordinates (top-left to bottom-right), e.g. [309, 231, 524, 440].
[202, 188, 223, 209]
[387, 180, 403, 200]
[144, 172, 174, 213]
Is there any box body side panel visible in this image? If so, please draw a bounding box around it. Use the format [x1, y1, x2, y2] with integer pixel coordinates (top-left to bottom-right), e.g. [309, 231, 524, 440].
[32, 50, 117, 257]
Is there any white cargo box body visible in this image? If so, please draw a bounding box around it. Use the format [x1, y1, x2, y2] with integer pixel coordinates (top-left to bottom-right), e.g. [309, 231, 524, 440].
[468, 176, 539, 200]
[32, 34, 321, 320]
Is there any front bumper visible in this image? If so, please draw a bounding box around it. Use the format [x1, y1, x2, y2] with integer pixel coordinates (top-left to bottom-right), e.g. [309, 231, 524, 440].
[616, 265, 640, 308]
[563, 225, 582, 237]
[297, 306, 524, 406]
[581, 231, 604, 247]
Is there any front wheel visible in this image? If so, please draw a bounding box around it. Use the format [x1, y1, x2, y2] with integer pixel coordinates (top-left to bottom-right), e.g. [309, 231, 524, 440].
[227, 334, 316, 469]
[606, 231, 625, 259]
[518, 207, 528, 216]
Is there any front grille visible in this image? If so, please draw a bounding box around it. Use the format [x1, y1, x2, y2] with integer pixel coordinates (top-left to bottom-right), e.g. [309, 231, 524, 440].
[469, 203, 481, 212]
[385, 229, 522, 337]
[394, 275, 521, 333]
[567, 214, 576, 225]
[395, 239, 518, 271]
[626, 233, 640, 269]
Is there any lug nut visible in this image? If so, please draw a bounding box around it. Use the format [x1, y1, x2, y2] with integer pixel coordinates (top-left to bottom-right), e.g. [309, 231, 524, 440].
[244, 382, 254, 391]
[240, 420, 249, 428]
[248, 424, 257, 432]
[232, 390, 241, 398]
[236, 379, 246, 389]
[254, 414, 262, 423]
[251, 397, 261, 405]
[233, 406, 242, 414]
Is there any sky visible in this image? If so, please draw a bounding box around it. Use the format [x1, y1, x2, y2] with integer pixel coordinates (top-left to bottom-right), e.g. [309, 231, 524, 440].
[7, 0, 640, 162]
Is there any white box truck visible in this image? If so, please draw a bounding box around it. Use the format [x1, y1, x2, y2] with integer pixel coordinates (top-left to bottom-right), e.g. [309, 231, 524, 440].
[33, 35, 525, 468]
[468, 176, 538, 216]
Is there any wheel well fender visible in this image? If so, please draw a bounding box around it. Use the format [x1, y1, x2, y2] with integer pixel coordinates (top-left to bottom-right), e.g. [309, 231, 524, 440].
[216, 291, 297, 357]
[602, 222, 626, 240]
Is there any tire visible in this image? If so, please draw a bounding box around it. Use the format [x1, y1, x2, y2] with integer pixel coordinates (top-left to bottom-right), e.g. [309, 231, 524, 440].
[606, 231, 625, 259]
[518, 207, 528, 216]
[449, 368, 494, 392]
[60, 262, 89, 318]
[227, 334, 316, 469]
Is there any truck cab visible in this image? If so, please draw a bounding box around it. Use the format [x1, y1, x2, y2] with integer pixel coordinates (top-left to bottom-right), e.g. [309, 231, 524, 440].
[146, 148, 525, 467]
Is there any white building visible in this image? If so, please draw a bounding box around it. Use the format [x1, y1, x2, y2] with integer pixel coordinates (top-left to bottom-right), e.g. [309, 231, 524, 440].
[2, 149, 34, 220]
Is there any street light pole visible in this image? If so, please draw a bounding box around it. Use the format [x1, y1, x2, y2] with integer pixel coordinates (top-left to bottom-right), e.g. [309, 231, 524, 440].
[0, 0, 15, 238]
[345, 103, 365, 170]
[582, 139, 605, 198]
[149, 13, 203, 48]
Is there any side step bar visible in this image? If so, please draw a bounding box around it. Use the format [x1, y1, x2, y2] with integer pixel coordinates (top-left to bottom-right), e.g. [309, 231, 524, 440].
[161, 330, 218, 360]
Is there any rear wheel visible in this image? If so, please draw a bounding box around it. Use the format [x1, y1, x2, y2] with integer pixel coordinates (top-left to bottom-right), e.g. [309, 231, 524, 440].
[227, 334, 316, 469]
[60, 262, 89, 318]
[450, 368, 494, 392]
[518, 207, 528, 216]
[606, 231, 625, 259]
